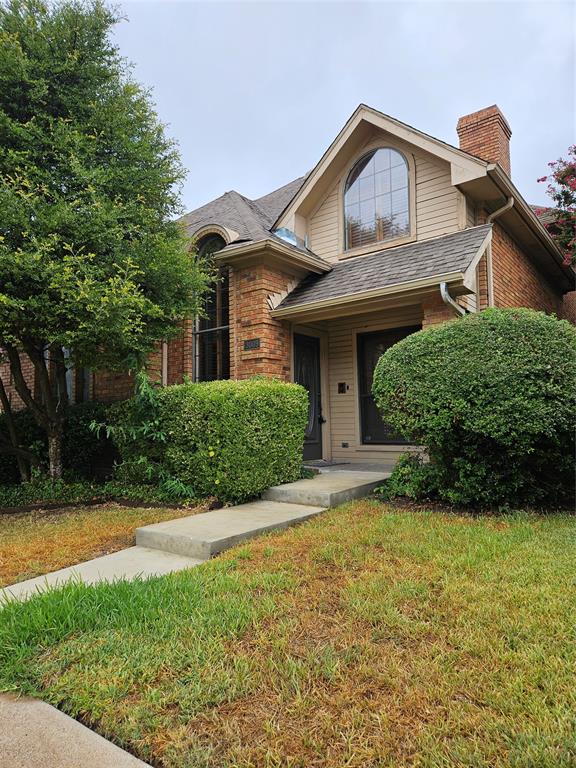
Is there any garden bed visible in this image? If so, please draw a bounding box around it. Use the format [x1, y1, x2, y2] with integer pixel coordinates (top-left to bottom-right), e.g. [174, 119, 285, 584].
[1, 499, 574, 767]
[0, 502, 207, 587]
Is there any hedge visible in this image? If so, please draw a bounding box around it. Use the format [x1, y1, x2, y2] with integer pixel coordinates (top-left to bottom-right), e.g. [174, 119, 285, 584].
[372, 308, 576, 508]
[111, 378, 309, 504]
[0, 402, 114, 484]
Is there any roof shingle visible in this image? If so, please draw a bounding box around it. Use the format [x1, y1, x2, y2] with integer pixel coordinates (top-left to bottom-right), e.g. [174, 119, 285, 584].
[277, 225, 492, 310]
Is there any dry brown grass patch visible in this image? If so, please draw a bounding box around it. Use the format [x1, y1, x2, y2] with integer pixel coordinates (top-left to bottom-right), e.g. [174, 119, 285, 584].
[0, 502, 207, 586]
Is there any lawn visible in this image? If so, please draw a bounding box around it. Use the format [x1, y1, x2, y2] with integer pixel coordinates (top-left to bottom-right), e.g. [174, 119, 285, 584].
[1, 500, 574, 767]
[0, 503, 207, 587]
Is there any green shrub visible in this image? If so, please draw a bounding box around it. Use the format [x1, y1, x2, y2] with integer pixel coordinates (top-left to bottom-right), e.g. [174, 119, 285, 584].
[372, 308, 576, 508]
[0, 402, 114, 485]
[0, 478, 200, 509]
[110, 378, 309, 504]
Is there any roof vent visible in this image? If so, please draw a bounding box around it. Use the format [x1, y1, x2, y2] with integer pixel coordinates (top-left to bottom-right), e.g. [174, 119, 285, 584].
[273, 227, 306, 250]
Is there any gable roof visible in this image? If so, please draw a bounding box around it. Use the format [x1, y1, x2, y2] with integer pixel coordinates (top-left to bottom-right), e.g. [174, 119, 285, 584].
[273, 104, 489, 227]
[274, 225, 492, 315]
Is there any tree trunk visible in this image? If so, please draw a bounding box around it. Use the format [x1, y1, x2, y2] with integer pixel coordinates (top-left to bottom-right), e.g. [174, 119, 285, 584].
[0, 373, 30, 482]
[47, 424, 63, 481]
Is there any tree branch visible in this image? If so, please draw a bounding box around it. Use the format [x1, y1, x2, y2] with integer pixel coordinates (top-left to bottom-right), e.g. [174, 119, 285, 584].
[4, 345, 47, 426]
[51, 345, 70, 413]
[0, 373, 31, 480]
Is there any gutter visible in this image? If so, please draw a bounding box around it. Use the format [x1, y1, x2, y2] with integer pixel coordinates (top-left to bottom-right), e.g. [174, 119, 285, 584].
[440, 281, 466, 316]
[484, 196, 515, 306]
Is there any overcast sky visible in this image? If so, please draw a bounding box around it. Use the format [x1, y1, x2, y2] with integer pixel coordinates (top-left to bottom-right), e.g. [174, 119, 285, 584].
[115, 1, 575, 213]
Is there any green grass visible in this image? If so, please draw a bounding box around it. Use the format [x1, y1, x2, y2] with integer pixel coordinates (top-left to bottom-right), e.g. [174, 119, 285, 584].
[0, 501, 574, 767]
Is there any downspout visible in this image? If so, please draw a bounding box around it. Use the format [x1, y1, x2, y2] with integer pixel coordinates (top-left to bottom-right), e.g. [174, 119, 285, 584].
[440, 281, 466, 316]
[485, 196, 514, 307]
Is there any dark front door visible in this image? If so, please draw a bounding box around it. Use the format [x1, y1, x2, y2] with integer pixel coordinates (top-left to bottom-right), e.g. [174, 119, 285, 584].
[294, 333, 323, 460]
[357, 326, 420, 444]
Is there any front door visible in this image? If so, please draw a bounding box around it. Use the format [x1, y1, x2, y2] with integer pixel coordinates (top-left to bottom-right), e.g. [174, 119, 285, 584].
[357, 326, 420, 444]
[294, 333, 323, 460]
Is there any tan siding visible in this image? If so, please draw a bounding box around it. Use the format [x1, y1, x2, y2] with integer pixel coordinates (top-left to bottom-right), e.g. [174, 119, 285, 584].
[324, 307, 422, 463]
[308, 148, 461, 261]
[414, 155, 459, 239]
[308, 184, 340, 261]
[466, 197, 476, 227]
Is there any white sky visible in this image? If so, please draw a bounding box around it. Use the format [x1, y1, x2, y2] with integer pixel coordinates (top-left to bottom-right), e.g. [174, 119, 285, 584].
[115, 0, 575, 213]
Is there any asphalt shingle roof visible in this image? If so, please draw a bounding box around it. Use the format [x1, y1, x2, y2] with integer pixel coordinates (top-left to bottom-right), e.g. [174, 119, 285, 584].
[277, 224, 492, 310]
[179, 176, 307, 243]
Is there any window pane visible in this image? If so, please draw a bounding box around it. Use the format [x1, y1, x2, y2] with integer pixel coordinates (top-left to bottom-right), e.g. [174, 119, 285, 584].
[389, 149, 406, 169]
[375, 193, 392, 220]
[359, 197, 375, 226]
[391, 187, 408, 213]
[393, 210, 409, 237]
[390, 162, 407, 191]
[374, 148, 391, 172]
[375, 170, 391, 196]
[358, 175, 374, 202]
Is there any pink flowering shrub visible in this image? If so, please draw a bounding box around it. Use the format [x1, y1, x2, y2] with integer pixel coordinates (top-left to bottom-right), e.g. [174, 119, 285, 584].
[536, 146, 576, 265]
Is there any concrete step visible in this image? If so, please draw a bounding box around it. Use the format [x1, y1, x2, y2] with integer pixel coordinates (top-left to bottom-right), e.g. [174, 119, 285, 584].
[2, 547, 202, 602]
[136, 500, 324, 559]
[263, 470, 390, 507]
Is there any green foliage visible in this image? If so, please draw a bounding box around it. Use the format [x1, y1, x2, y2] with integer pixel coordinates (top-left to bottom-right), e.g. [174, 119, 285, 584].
[0, 0, 210, 368]
[372, 308, 576, 507]
[0, 477, 199, 508]
[110, 378, 309, 504]
[0, 401, 112, 484]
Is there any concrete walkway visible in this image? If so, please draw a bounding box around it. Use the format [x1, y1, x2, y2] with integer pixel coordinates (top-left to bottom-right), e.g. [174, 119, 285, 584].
[0, 694, 151, 768]
[2, 466, 390, 603]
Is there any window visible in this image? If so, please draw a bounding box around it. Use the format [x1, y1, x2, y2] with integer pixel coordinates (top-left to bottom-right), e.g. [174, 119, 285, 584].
[193, 234, 230, 382]
[344, 148, 410, 250]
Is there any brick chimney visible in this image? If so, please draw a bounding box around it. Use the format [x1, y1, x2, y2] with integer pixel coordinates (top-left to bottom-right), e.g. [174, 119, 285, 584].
[456, 105, 512, 177]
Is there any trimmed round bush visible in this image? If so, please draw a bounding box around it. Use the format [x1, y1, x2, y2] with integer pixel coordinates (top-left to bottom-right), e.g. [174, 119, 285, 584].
[111, 377, 309, 504]
[372, 308, 576, 508]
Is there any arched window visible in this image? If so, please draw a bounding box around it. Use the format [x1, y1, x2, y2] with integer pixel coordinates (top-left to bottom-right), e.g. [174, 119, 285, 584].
[344, 148, 410, 250]
[193, 234, 230, 381]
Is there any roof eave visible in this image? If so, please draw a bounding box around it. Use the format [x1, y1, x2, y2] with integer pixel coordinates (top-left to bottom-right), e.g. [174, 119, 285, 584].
[214, 238, 332, 274]
[270, 271, 466, 319]
[486, 164, 574, 290]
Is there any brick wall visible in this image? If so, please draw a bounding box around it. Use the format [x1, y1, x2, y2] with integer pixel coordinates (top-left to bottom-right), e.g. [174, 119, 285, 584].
[0, 354, 36, 411]
[421, 293, 458, 328]
[229, 262, 293, 380]
[561, 291, 576, 324]
[491, 223, 564, 315]
[92, 369, 134, 402]
[457, 105, 512, 176]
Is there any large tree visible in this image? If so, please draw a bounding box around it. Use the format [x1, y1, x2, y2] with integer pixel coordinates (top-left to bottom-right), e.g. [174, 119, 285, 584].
[0, 0, 209, 479]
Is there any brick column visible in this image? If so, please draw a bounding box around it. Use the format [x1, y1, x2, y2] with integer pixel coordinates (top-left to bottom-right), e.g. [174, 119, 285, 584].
[229, 261, 293, 380]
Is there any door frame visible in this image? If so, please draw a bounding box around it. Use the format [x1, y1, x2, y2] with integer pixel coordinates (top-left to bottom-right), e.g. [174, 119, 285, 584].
[291, 324, 331, 462]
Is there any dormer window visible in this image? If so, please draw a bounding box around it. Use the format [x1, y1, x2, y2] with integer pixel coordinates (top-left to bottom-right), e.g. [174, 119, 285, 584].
[344, 148, 410, 250]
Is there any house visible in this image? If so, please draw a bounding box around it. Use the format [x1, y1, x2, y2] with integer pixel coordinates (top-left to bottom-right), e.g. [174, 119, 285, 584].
[2, 104, 575, 465]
